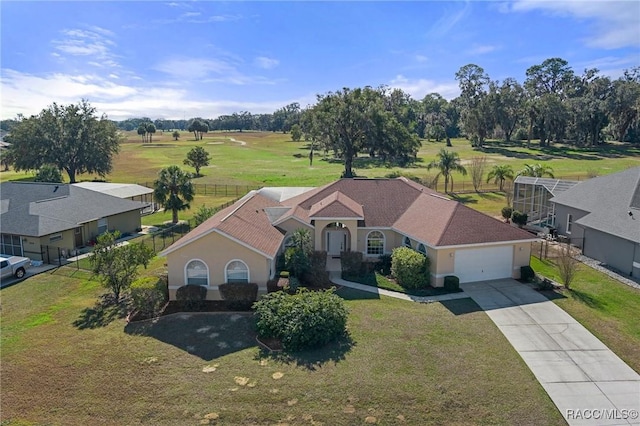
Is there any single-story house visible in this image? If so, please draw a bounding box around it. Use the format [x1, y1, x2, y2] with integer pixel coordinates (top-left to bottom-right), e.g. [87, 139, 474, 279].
[160, 177, 537, 300]
[551, 167, 640, 277]
[0, 182, 149, 261]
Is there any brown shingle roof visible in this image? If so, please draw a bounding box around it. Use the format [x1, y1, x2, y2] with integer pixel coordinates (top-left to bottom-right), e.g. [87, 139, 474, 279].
[287, 178, 429, 227]
[309, 191, 364, 218]
[160, 191, 285, 258]
[162, 178, 536, 259]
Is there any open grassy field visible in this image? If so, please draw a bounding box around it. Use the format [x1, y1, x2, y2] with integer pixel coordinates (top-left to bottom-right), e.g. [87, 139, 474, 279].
[530, 256, 640, 373]
[3, 130, 639, 215]
[1, 267, 565, 425]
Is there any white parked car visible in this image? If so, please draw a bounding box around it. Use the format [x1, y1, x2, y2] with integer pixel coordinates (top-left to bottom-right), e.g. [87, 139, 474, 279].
[0, 255, 31, 280]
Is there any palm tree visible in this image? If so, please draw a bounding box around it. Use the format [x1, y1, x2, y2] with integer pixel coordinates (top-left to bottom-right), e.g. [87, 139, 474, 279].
[487, 164, 515, 191]
[153, 165, 195, 224]
[518, 163, 555, 178]
[427, 149, 467, 193]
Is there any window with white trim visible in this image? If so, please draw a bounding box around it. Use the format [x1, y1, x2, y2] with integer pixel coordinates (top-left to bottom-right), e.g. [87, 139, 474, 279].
[566, 214, 573, 234]
[226, 260, 249, 283]
[417, 243, 426, 255]
[366, 231, 385, 255]
[403, 236, 412, 248]
[186, 260, 209, 286]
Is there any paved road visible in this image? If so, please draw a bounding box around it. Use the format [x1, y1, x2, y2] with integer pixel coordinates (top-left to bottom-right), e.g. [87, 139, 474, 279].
[462, 279, 640, 426]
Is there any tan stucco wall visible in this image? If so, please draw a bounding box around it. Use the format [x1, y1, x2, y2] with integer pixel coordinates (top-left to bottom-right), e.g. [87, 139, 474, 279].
[166, 231, 272, 300]
[21, 236, 42, 260]
[512, 242, 532, 278]
[106, 210, 142, 236]
[38, 229, 76, 260]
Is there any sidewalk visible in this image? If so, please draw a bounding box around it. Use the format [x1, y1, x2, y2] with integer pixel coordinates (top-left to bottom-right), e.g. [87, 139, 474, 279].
[329, 276, 468, 303]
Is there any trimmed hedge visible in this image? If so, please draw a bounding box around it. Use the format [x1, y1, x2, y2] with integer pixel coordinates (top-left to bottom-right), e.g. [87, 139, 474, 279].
[511, 210, 528, 227]
[391, 247, 430, 289]
[443, 275, 460, 292]
[219, 282, 258, 310]
[130, 276, 167, 317]
[175, 285, 207, 311]
[254, 288, 348, 351]
[303, 251, 330, 288]
[375, 254, 392, 276]
[340, 251, 363, 277]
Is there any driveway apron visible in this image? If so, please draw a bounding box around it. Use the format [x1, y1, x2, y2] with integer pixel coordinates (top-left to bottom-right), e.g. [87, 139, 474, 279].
[462, 279, 640, 426]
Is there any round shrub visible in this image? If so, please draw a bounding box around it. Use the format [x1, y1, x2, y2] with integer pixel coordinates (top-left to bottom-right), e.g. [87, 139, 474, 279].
[511, 210, 528, 227]
[219, 282, 258, 310]
[130, 276, 168, 317]
[254, 288, 348, 351]
[391, 247, 431, 289]
[443, 275, 460, 292]
[175, 284, 207, 311]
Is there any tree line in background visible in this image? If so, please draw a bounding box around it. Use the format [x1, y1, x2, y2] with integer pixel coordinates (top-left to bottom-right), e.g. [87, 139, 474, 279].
[2, 57, 639, 182]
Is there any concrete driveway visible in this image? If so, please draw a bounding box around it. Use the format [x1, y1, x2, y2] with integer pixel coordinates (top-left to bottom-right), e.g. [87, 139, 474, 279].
[0, 263, 58, 289]
[462, 279, 640, 426]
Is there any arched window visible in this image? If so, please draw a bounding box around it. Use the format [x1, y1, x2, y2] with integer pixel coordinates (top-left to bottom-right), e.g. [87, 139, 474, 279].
[225, 260, 250, 283]
[185, 259, 209, 286]
[403, 236, 412, 248]
[366, 231, 385, 255]
[417, 243, 426, 255]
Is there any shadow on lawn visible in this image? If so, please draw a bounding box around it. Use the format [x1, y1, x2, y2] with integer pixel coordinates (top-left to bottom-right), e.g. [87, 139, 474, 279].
[255, 332, 356, 371]
[123, 313, 257, 361]
[440, 298, 484, 316]
[73, 294, 128, 330]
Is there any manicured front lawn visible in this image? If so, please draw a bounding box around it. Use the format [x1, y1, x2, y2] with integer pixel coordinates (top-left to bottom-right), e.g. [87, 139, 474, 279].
[343, 272, 461, 297]
[531, 256, 640, 372]
[1, 267, 564, 425]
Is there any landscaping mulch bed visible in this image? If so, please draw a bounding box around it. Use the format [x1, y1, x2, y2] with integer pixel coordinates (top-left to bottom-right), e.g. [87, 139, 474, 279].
[128, 300, 254, 322]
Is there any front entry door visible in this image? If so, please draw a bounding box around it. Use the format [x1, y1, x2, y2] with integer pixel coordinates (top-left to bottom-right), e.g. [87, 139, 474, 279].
[327, 230, 347, 256]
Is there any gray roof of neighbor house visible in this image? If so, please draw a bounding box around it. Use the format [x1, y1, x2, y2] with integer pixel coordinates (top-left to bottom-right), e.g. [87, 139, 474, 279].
[72, 182, 152, 199]
[550, 167, 640, 243]
[161, 177, 536, 259]
[0, 182, 149, 237]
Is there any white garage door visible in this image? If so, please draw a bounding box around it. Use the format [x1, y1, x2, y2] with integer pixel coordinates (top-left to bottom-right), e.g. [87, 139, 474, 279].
[453, 246, 513, 283]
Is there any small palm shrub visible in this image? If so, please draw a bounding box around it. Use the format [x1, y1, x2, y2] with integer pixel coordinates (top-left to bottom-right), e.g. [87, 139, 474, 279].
[254, 288, 348, 351]
[391, 247, 430, 289]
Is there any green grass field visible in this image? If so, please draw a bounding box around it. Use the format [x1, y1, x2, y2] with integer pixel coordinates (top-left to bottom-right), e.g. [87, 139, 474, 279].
[3, 131, 639, 219]
[530, 256, 640, 372]
[0, 267, 564, 425]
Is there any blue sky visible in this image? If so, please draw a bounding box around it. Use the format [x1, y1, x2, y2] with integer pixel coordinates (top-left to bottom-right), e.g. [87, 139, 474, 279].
[1, 1, 638, 121]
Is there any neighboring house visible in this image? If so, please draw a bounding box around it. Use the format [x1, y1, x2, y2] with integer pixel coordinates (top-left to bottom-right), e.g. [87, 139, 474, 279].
[551, 167, 640, 278]
[160, 178, 537, 300]
[0, 182, 149, 261]
[72, 182, 155, 214]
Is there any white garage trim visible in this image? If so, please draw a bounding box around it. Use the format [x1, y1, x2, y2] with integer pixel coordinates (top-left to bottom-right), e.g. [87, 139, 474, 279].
[454, 246, 514, 283]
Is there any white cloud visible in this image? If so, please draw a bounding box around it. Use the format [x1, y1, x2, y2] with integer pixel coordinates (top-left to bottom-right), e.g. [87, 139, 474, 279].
[389, 75, 460, 100]
[508, 0, 640, 49]
[52, 27, 119, 67]
[415, 55, 429, 63]
[180, 12, 201, 18]
[0, 69, 291, 121]
[154, 57, 279, 85]
[254, 56, 279, 69]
